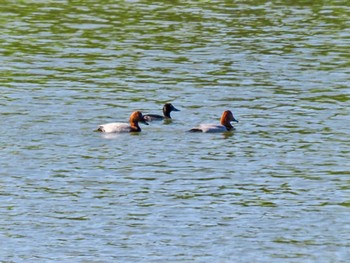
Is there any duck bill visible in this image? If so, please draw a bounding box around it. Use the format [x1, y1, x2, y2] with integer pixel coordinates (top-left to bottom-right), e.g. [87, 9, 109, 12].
[173, 107, 180, 112]
[141, 117, 149, 125]
[232, 117, 239, 123]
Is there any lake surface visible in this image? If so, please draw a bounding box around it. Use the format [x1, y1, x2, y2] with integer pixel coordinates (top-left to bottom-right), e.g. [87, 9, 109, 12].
[1, 1, 349, 262]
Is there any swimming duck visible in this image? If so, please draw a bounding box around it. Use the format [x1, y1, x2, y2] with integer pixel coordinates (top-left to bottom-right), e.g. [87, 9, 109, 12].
[97, 111, 149, 133]
[144, 103, 180, 121]
[189, 110, 238, 133]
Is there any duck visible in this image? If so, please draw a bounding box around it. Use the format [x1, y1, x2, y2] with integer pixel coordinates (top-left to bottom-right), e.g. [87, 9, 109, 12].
[189, 110, 238, 133]
[97, 111, 149, 133]
[143, 103, 180, 121]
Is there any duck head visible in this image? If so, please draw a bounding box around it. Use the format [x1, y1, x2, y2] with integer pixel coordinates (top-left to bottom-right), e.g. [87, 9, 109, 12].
[163, 103, 180, 118]
[130, 111, 149, 126]
[220, 110, 238, 131]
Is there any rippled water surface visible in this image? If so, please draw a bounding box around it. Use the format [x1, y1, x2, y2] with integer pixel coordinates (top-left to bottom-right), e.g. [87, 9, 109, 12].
[1, 1, 350, 262]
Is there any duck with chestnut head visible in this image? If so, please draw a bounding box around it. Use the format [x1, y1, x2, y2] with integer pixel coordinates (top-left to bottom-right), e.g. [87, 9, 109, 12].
[189, 110, 238, 133]
[97, 111, 149, 133]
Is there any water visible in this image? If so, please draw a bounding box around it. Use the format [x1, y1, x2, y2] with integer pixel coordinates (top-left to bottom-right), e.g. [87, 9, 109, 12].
[1, 1, 350, 262]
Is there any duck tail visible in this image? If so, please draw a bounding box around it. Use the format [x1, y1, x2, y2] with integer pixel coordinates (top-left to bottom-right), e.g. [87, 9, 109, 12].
[188, 128, 202, 132]
[96, 126, 104, 132]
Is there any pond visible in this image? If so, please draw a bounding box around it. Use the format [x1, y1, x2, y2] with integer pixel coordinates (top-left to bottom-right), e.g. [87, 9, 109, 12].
[1, 1, 349, 262]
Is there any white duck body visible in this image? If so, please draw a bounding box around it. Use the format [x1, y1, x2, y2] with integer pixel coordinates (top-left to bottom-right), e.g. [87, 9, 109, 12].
[97, 122, 131, 133]
[194, 124, 230, 133]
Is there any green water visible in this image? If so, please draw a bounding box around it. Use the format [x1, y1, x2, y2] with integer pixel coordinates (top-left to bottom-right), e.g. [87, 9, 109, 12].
[1, 1, 349, 262]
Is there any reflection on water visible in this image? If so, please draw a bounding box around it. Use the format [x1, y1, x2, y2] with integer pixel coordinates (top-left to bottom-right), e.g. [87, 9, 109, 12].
[1, 1, 349, 262]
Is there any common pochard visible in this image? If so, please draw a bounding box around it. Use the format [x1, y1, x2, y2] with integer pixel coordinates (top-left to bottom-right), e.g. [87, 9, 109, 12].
[97, 111, 149, 133]
[189, 110, 238, 133]
[144, 103, 180, 121]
